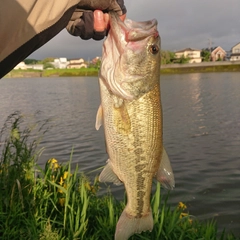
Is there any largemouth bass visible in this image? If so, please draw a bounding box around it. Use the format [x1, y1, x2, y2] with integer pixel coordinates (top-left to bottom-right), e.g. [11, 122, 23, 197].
[96, 12, 175, 240]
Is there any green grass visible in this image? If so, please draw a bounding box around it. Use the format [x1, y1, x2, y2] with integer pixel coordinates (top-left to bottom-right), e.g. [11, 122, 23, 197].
[4, 68, 99, 78]
[160, 64, 240, 74]
[0, 112, 238, 239]
[42, 68, 99, 77]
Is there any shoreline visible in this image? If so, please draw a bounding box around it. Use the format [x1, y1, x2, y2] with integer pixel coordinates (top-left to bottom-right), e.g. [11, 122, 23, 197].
[4, 61, 240, 78]
[161, 61, 240, 74]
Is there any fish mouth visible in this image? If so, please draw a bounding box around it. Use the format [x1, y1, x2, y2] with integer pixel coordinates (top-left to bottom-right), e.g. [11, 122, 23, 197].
[109, 12, 158, 54]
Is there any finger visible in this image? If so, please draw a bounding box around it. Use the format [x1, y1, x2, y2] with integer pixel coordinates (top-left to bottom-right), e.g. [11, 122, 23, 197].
[119, 14, 126, 21]
[93, 10, 105, 32]
[103, 13, 125, 31]
[104, 13, 110, 30]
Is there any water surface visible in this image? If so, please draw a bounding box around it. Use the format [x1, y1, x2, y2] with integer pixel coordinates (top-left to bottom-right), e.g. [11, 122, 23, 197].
[0, 73, 239, 235]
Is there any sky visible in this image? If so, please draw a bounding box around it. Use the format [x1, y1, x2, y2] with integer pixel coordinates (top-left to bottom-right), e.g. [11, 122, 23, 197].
[29, 0, 240, 60]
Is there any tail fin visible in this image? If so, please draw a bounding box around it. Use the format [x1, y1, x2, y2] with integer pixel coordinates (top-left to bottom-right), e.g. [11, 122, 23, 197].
[115, 208, 153, 240]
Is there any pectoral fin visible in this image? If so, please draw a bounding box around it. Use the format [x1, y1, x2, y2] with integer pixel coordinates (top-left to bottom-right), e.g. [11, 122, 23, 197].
[99, 159, 122, 185]
[113, 101, 131, 135]
[156, 147, 175, 190]
[95, 104, 103, 130]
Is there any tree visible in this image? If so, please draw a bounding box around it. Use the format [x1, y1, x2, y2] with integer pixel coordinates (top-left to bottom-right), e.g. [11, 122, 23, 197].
[43, 62, 55, 69]
[88, 58, 101, 69]
[40, 57, 55, 64]
[175, 54, 190, 64]
[24, 58, 39, 64]
[94, 59, 101, 69]
[201, 50, 211, 62]
[161, 50, 175, 64]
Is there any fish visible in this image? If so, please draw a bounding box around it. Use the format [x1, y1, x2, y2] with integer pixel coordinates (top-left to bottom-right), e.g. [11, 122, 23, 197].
[95, 12, 175, 240]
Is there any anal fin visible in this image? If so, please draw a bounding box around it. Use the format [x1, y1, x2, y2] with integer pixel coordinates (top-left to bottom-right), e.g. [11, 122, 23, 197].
[156, 147, 175, 190]
[99, 159, 122, 185]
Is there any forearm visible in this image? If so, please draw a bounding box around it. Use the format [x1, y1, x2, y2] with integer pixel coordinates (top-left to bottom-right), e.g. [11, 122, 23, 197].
[0, 0, 79, 78]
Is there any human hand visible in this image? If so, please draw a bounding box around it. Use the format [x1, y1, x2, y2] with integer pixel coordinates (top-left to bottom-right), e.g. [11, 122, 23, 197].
[93, 10, 126, 34]
[66, 0, 126, 40]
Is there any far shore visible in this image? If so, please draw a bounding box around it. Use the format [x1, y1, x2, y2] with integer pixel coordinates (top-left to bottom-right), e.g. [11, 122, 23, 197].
[4, 61, 240, 78]
[161, 61, 240, 74]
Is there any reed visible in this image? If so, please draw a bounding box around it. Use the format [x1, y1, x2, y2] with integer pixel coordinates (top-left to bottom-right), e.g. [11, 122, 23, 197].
[0, 113, 237, 239]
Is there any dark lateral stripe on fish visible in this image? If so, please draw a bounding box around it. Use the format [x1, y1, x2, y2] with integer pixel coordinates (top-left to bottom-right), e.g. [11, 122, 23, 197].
[136, 188, 145, 217]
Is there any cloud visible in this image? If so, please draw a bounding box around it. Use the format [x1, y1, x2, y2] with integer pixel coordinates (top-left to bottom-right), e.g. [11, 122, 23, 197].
[29, 0, 240, 60]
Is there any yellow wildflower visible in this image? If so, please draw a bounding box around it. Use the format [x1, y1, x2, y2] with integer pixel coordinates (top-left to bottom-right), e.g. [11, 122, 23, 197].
[48, 158, 57, 164]
[58, 178, 68, 193]
[63, 171, 69, 180]
[58, 188, 63, 194]
[188, 218, 193, 224]
[59, 177, 64, 186]
[180, 212, 189, 219]
[58, 198, 65, 207]
[90, 186, 97, 194]
[84, 181, 97, 194]
[47, 158, 60, 170]
[178, 202, 187, 210]
[84, 182, 91, 191]
[180, 212, 193, 224]
[178, 202, 193, 224]
[51, 175, 55, 181]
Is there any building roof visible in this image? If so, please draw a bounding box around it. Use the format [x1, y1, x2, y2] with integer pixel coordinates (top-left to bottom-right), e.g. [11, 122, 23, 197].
[211, 46, 226, 54]
[231, 42, 240, 50]
[175, 48, 201, 53]
[230, 53, 240, 56]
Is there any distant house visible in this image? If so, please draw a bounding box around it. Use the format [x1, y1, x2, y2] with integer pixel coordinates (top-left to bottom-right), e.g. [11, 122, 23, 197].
[52, 58, 69, 69]
[230, 42, 240, 61]
[91, 56, 101, 64]
[175, 48, 202, 63]
[225, 50, 232, 61]
[13, 62, 43, 70]
[14, 62, 27, 70]
[27, 64, 44, 70]
[67, 58, 87, 69]
[210, 46, 226, 61]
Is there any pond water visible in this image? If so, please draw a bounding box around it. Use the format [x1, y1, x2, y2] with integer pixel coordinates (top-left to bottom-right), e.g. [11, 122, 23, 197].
[0, 73, 239, 236]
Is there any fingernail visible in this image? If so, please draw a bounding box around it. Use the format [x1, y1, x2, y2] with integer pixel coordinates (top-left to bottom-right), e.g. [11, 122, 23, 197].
[94, 10, 104, 32]
[94, 10, 103, 21]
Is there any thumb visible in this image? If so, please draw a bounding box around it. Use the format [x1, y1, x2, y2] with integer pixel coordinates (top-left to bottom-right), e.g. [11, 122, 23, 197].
[93, 10, 105, 32]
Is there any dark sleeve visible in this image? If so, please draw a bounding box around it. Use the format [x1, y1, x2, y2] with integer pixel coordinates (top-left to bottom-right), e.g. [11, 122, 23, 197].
[0, 0, 79, 79]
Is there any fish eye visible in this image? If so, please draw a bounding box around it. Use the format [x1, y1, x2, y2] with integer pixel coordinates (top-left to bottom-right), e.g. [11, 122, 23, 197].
[149, 44, 159, 55]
